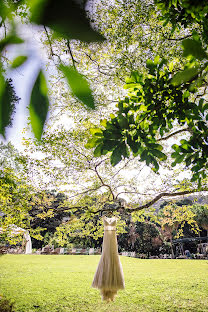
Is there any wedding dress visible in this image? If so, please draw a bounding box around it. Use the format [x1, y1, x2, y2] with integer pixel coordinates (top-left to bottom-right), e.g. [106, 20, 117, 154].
[92, 216, 125, 301]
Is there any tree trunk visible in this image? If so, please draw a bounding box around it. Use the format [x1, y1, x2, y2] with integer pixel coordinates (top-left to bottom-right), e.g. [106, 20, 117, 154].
[170, 238, 175, 259]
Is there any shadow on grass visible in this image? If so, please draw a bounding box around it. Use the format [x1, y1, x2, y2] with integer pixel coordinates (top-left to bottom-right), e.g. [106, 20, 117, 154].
[0, 295, 15, 312]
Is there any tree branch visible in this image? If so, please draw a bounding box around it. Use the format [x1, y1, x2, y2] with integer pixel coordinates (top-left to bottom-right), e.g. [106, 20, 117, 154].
[43, 26, 61, 63]
[67, 185, 108, 199]
[90, 166, 115, 200]
[163, 33, 192, 41]
[51, 188, 208, 216]
[116, 191, 152, 198]
[84, 52, 115, 77]
[66, 40, 78, 69]
[126, 189, 208, 213]
[157, 127, 190, 141]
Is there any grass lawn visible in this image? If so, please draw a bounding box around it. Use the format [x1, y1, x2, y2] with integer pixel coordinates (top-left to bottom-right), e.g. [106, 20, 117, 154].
[0, 255, 208, 312]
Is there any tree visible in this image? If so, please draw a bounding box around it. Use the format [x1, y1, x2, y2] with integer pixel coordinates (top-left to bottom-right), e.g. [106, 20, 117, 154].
[158, 202, 199, 257]
[0, 0, 197, 140]
[0, 142, 50, 244]
[2, 0, 208, 243]
[88, 53, 208, 187]
[0, 167, 39, 244]
[190, 204, 208, 236]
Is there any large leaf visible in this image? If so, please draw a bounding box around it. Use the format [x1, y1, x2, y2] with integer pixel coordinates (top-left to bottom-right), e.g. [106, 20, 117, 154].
[111, 145, 122, 166]
[11, 56, 28, 69]
[0, 76, 19, 138]
[171, 66, 199, 86]
[102, 139, 118, 152]
[110, 142, 129, 166]
[93, 143, 103, 157]
[150, 149, 167, 160]
[182, 39, 207, 60]
[30, 0, 105, 42]
[127, 134, 141, 154]
[0, 34, 24, 52]
[59, 64, 95, 109]
[29, 70, 49, 140]
[85, 137, 102, 149]
[0, 75, 10, 137]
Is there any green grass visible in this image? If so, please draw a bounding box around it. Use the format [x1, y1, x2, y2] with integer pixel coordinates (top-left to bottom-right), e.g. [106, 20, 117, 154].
[0, 255, 208, 312]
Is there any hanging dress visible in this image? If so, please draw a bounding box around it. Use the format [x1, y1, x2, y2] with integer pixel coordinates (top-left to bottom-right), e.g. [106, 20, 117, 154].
[92, 216, 125, 301]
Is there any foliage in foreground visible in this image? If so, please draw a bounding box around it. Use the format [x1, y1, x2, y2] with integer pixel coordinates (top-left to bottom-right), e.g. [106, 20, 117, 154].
[0, 0, 103, 139]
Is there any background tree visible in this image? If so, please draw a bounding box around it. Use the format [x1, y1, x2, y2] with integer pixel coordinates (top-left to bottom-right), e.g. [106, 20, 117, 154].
[190, 204, 208, 237]
[158, 202, 199, 257]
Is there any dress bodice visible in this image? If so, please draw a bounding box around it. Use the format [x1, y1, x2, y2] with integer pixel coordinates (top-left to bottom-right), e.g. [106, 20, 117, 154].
[103, 217, 117, 231]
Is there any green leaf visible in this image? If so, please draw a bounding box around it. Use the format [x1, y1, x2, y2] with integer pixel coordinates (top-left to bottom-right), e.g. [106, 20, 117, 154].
[102, 139, 118, 152]
[85, 137, 102, 149]
[100, 119, 107, 127]
[146, 59, 156, 74]
[175, 154, 185, 164]
[11, 56, 28, 69]
[171, 66, 199, 86]
[140, 150, 148, 162]
[127, 135, 141, 154]
[89, 128, 103, 136]
[171, 161, 177, 167]
[151, 158, 159, 171]
[29, 70, 49, 140]
[30, 0, 105, 42]
[191, 174, 198, 182]
[154, 55, 160, 65]
[150, 149, 167, 160]
[185, 155, 193, 166]
[172, 144, 179, 151]
[103, 129, 122, 139]
[146, 143, 163, 151]
[59, 64, 95, 109]
[0, 75, 13, 137]
[93, 144, 103, 157]
[110, 142, 129, 166]
[117, 115, 128, 128]
[169, 62, 174, 72]
[182, 39, 207, 60]
[111, 145, 122, 166]
[0, 34, 24, 52]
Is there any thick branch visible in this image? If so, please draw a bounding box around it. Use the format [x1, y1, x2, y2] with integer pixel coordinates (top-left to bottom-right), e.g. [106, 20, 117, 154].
[163, 34, 192, 41]
[51, 188, 208, 216]
[157, 127, 190, 141]
[126, 189, 208, 213]
[52, 205, 89, 212]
